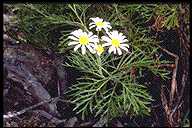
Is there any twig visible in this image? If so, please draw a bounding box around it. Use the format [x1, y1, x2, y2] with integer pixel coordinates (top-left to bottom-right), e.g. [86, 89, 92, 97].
[133, 118, 140, 127]
[3, 34, 17, 43]
[158, 45, 179, 105]
[171, 100, 183, 117]
[57, 80, 61, 97]
[160, 86, 172, 127]
[158, 45, 178, 58]
[178, 71, 188, 104]
[158, 4, 189, 127]
[170, 71, 188, 117]
[158, 45, 180, 127]
[33, 110, 66, 125]
[3, 97, 57, 119]
[177, 4, 190, 56]
[153, 64, 175, 68]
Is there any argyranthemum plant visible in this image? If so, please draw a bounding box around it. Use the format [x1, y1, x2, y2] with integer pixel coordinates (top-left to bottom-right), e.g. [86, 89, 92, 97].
[102, 30, 130, 55]
[63, 11, 170, 122]
[89, 17, 112, 32]
[68, 20, 130, 56]
[68, 29, 99, 55]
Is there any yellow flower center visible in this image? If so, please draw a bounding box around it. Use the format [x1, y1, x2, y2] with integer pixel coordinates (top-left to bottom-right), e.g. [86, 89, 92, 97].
[79, 35, 89, 45]
[96, 21, 105, 27]
[111, 38, 120, 48]
[96, 44, 104, 55]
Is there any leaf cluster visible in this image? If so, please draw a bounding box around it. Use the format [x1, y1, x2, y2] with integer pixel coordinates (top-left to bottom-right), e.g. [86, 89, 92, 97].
[154, 4, 179, 30]
[64, 47, 170, 120]
[9, 4, 90, 50]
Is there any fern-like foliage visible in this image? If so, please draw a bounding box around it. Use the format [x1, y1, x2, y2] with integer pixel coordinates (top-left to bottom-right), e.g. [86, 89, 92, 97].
[64, 47, 170, 120]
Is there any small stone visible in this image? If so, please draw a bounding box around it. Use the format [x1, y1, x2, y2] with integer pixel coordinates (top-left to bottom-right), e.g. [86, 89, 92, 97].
[64, 117, 78, 127]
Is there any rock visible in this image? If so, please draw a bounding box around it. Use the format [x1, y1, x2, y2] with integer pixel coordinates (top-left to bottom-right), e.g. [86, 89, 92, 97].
[32, 110, 66, 125]
[64, 117, 78, 127]
[92, 117, 108, 127]
[4, 41, 57, 87]
[111, 120, 124, 127]
[3, 40, 63, 116]
[79, 121, 93, 127]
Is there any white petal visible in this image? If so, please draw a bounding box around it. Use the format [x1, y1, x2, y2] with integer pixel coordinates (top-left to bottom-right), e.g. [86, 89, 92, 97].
[74, 44, 81, 51]
[119, 32, 123, 37]
[107, 25, 112, 29]
[113, 47, 117, 54]
[90, 35, 98, 38]
[71, 29, 83, 38]
[68, 36, 79, 41]
[108, 46, 114, 54]
[120, 43, 130, 48]
[70, 29, 81, 34]
[104, 25, 112, 30]
[106, 31, 112, 37]
[90, 17, 103, 22]
[108, 32, 115, 39]
[82, 32, 88, 35]
[97, 26, 103, 29]
[104, 23, 112, 28]
[90, 17, 97, 21]
[101, 36, 111, 43]
[104, 21, 110, 25]
[89, 36, 98, 40]
[111, 30, 119, 37]
[86, 45, 94, 53]
[117, 48, 122, 55]
[103, 27, 109, 32]
[119, 36, 126, 41]
[89, 43, 96, 48]
[121, 39, 128, 43]
[89, 22, 95, 26]
[68, 41, 79, 46]
[81, 45, 86, 55]
[97, 53, 101, 56]
[89, 25, 96, 29]
[102, 42, 111, 47]
[90, 38, 99, 43]
[105, 29, 111, 34]
[88, 32, 93, 37]
[96, 17, 103, 22]
[120, 46, 129, 52]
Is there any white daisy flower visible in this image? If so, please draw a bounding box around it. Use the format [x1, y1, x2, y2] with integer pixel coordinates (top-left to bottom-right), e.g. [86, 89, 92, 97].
[102, 30, 130, 55]
[89, 17, 112, 32]
[93, 44, 105, 56]
[68, 29, 99, 55]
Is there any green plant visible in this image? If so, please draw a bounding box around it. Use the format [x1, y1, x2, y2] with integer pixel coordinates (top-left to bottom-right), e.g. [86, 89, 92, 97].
[154, 4, 179, 30]
[11, 4, 91, 50]
[9, 3, 177, 123]
[59, 4, 172, 122]
[64, 47, 170, 120]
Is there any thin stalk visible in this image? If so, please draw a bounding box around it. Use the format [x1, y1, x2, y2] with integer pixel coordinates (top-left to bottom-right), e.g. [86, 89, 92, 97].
[96, 31, 104, 76]
[97, 55, 104, 76]
[68, 4, 88, 32]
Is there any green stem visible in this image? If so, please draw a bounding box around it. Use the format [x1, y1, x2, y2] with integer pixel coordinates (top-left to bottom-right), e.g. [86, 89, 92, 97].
[97, 31, 99, 37]
[97, 55, 103, 76]
[96, 30, 104, 76]
[68, 4, 88, 32]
